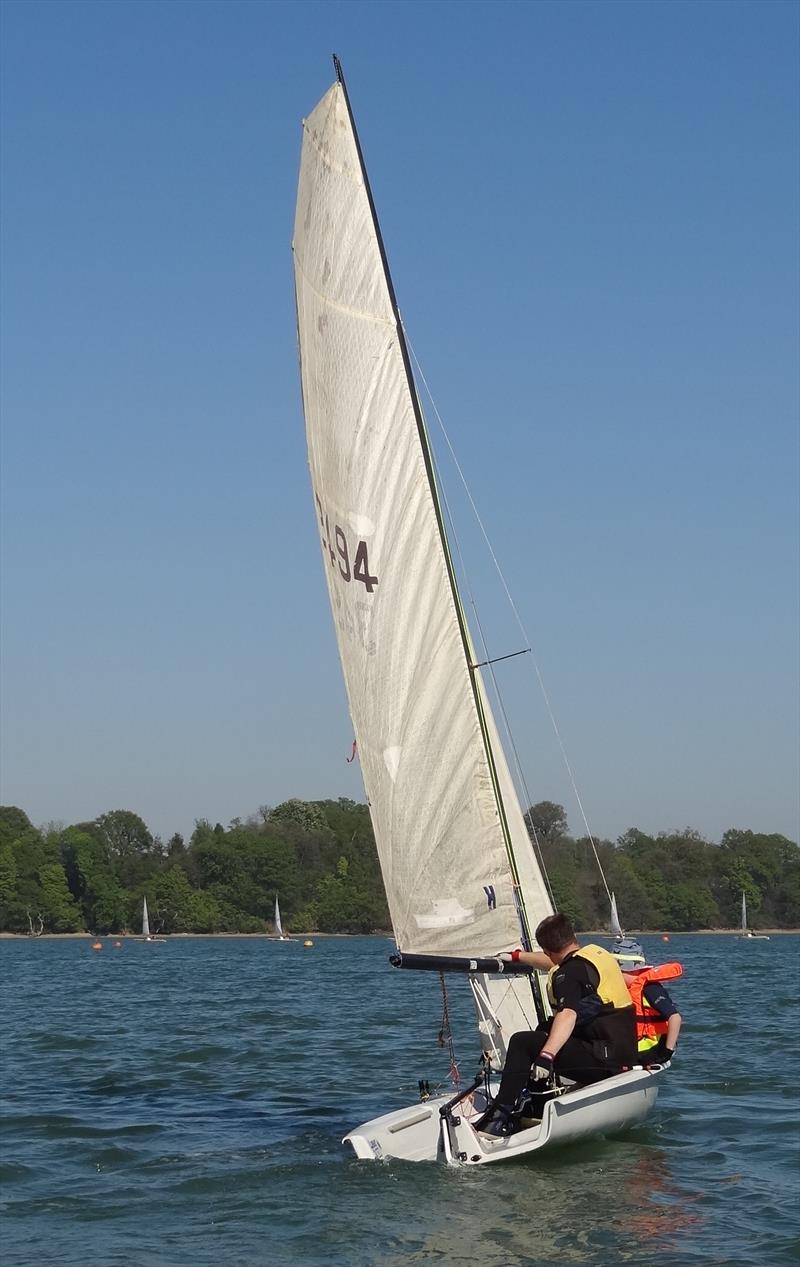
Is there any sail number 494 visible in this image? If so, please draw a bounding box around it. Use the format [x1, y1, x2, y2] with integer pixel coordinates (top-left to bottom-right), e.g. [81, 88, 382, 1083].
[316, 495, 378, 593]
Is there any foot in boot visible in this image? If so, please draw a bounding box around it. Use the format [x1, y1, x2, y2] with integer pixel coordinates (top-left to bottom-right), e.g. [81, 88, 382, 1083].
[474, 1103, 513, 1135]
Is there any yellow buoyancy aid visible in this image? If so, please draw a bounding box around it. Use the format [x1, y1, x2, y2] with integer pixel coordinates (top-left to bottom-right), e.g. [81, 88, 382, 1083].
[547, 943, 634, 1012]
[624, 962, 683, 1051]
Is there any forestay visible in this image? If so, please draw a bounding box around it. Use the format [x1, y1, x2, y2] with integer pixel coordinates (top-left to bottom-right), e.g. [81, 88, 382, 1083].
[292, 82, 552, 961]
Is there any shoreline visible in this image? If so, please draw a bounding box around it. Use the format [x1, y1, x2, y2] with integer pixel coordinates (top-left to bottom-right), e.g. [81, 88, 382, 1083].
[0, 928, 796, 940]
[0, 930, 378, 940]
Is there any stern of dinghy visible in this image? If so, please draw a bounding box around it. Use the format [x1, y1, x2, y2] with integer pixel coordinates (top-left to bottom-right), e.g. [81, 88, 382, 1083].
[345, 1065, 669, 1166]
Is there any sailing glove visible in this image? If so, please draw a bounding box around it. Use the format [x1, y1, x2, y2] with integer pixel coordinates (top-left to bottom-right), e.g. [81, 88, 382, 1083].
[497, 950, 522, 962]
[532, 1051, 555, 1082]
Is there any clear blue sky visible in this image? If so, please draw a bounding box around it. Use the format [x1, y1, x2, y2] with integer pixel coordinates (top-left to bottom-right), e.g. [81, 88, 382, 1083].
[1, 0, 798, 847]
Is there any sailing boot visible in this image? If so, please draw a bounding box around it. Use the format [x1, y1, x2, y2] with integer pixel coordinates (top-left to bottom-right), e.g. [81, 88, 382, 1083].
[474, 1102, 516, 1137]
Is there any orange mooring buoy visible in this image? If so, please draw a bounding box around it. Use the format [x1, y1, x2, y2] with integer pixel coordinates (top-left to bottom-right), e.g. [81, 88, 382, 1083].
[91, 941, 103, 951]
[662, 934, 670, 942]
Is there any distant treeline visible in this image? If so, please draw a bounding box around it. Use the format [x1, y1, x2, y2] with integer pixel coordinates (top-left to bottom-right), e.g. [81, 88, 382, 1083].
[0, 800, 797, 936]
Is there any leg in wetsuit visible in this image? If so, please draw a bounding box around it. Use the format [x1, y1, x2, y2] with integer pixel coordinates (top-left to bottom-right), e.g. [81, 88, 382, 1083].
[493, 1023, 617, 1112]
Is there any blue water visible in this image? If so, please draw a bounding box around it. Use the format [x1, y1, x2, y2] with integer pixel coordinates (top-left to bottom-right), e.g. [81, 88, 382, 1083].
[1, 934, 798, 1266]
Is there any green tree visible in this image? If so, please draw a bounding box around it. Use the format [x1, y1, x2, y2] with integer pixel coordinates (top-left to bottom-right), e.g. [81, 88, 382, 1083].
[60, 828, 127, 932]
[605, 853, 659, 929]
[188, 888, 222, 932]
[166, 833, 186, 857]
[661, 882, 719, 931]
[0, 811, 55, 931]
[37, 864, 82, 932]
[0, 842, 20, 929]
[545, 869, 586, 930]
[314, 854, 389, 932]
[94, 810, 155, 858]
[268, 799, 329, 834]
[151, 865, 198, 933]
[526, 801, 569, 844]
[2, 798, 796, 937]
[0, 806, 36, 848]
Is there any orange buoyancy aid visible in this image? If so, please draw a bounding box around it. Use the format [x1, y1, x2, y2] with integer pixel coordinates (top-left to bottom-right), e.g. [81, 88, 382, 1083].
[624, 962, 683, 1049]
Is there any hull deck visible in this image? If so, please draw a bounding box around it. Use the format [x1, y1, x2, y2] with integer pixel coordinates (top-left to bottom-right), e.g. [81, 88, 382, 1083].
[344, 1065, 667, 1166]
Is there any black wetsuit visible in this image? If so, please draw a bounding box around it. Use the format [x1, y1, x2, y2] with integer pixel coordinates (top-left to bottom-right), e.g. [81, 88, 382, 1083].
[493, 951, 637, 1110]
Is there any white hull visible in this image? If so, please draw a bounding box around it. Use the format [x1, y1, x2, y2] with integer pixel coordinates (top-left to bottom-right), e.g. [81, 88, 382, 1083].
[344, 1065, 667, 1165]
[739, 933, 770, 939]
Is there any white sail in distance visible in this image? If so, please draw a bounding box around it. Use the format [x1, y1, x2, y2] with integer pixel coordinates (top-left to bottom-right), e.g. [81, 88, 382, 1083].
[610, 892, 623, 937]
[142, 897, 150, 939]
[293, 79, 552, 959]
[275, 896, 285, 939]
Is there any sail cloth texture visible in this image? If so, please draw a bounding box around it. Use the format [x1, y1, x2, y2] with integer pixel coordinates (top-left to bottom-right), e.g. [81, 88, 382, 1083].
[293, 83, 551, 957]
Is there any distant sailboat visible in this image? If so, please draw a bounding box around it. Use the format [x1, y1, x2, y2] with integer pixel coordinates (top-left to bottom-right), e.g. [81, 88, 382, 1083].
[271, 895, 295, 942]
[610, 892, 623, 938]
[275, 895, 286, 940]
[739, 891, 769, 940]
[141, 897, 166, 943]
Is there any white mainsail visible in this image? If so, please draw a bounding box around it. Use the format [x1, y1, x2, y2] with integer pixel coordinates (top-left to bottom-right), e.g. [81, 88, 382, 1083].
[294, 64, 670, 1167]
[275, 895, 285, 939]
[293, 79, 552, 973]
[610, 891, 623, 937]
[142, 897, 150, 939]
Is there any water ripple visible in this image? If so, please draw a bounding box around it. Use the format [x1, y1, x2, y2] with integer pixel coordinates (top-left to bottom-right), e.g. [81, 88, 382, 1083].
[1, 934, 798, 1267]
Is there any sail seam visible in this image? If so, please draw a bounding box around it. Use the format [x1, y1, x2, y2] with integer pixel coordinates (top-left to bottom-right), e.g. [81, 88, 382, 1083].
[292, 256, 395, 329]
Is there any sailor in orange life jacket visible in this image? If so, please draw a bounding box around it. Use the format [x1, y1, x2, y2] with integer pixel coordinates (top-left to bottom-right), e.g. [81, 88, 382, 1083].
[611, 938, 683, 1065]
[475, 913, 637, 1137]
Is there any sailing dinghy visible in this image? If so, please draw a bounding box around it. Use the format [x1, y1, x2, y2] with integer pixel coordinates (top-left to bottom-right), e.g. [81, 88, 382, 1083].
[610, 892, 623, 938]
[739, 891, 770, 939]
[272, 894, 294, 941]
[292, 58, 668, 1165]
[141, 897, 166, 943]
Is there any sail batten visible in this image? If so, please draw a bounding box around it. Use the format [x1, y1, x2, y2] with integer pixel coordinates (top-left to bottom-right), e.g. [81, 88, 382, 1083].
[293, 76, 552, 966]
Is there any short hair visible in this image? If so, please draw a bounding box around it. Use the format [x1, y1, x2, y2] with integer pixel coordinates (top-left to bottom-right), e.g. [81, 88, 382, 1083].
[536, 913, 577, 953]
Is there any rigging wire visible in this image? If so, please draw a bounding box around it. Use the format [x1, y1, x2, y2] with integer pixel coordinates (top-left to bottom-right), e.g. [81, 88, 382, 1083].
[405, 332, 613, 907]
[414, 385, 554, 908]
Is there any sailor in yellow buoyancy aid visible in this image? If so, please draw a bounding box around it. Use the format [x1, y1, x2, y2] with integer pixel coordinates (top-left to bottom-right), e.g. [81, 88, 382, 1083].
[611, 944, 683, 1062]
[476, 915, 639, 1137]
[546, 943, 634, 1012]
